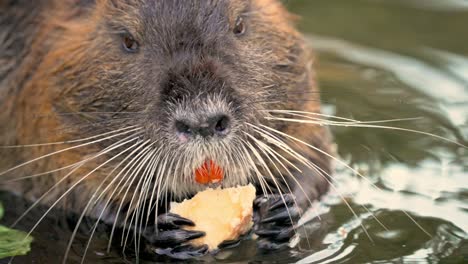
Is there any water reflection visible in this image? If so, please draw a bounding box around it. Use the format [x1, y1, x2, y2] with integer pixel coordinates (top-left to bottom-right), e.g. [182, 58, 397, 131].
[299, 29, 467, 262]
[404, 0, 468, 11]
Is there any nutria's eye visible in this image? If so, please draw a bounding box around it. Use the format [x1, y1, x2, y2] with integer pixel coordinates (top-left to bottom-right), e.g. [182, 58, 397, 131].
[233, 16, 246, 36]
[121, 33, 139, 53]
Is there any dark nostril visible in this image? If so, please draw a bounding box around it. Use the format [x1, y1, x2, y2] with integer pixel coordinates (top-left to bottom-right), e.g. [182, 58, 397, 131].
[214, 115, 230, 134]
[175, 120, 192, 135]
[175, 115, 231, 140]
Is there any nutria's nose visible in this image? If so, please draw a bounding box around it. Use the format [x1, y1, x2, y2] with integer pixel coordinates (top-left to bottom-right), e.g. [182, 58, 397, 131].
[175, 115, 231, 139]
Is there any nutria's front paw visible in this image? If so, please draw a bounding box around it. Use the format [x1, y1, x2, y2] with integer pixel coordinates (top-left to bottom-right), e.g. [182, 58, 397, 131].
[143, 213, 208, 259]
[253, 194, 302, 250]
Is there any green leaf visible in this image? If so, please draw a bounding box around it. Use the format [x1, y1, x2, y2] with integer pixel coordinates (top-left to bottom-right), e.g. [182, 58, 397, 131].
[0, 202, 33, 259]
[0, 225, 33, 259]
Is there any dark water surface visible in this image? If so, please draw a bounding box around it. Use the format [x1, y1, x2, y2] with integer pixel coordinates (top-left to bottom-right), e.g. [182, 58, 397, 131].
[2, 0, 468, 263]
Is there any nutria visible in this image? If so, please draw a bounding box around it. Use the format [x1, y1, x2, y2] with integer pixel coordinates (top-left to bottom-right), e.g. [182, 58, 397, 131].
[0, 0, 332, 260]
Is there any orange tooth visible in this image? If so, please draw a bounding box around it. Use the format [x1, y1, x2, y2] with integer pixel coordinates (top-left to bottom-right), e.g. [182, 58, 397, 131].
[195, 160, 224, 184]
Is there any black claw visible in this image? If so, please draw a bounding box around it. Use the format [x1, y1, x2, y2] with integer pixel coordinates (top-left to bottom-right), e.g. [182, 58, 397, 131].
[146, 229, 205, 247]
[157, 213, 195, 229]
[253, 193, 303, 249]
[255, 227, 294, 242]
[218, 238, 241, 249]
[268, 194, 295, 211]
[261, 206, 301, 224]
[254, 196, 268, 208]
[255, 228, 282, 237]
[142, 213, 209, 259]
[155, 244, 209, 260]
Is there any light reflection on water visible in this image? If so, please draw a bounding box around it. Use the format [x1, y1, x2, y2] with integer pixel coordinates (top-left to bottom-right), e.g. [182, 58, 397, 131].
[296, 27, 467, 263]
[299, 29, 467, 261]
[310, 35, 468, 124]
[403, 0, 468, 10]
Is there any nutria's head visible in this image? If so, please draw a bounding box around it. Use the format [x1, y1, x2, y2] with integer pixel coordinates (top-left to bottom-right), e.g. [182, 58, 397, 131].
[19, 0, 322, 199]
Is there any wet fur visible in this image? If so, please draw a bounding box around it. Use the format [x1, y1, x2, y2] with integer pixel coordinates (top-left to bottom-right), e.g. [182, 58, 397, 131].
[0, 0, 332, 257]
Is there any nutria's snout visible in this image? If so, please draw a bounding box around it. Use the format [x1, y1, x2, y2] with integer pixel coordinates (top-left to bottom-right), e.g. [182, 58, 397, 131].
[157, 57, 239, 144]
[175, 114, 231, 140]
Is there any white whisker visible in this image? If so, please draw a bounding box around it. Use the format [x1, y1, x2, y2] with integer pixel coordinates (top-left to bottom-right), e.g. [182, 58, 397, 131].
[0, 127, 142, 178]
[11, 132, 143, 227]
[63, 140, 144, 264]
[23, 135, 140, 240]
[103, 142, 156, 249]
[76, 140, 152, 263]
[0, 125, 139, 148]
[259, 124, 395, 240]
[244, 128, 321, 219]
[141, 146, 165, 230]
[121, 148, 158, 248]
[242, 137, 296, 229]
[106, 140, 155, 252]
[264, 109, 423, 125]
[133, 149, 161, 257]
[261, 123, 432, 235]
[244, 131, 305, 236]
[265, 114, 466, 148]
[149, 154, 170, 227]
[240, 138, 272, 197]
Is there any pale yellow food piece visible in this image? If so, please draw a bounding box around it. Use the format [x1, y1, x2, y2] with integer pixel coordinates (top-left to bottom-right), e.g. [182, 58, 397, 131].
[170, 184, 256, 250]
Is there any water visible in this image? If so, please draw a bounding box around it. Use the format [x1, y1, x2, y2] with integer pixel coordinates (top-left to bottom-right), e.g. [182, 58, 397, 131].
[2, 0, 468, 263]
[287, 0, 468, 262]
